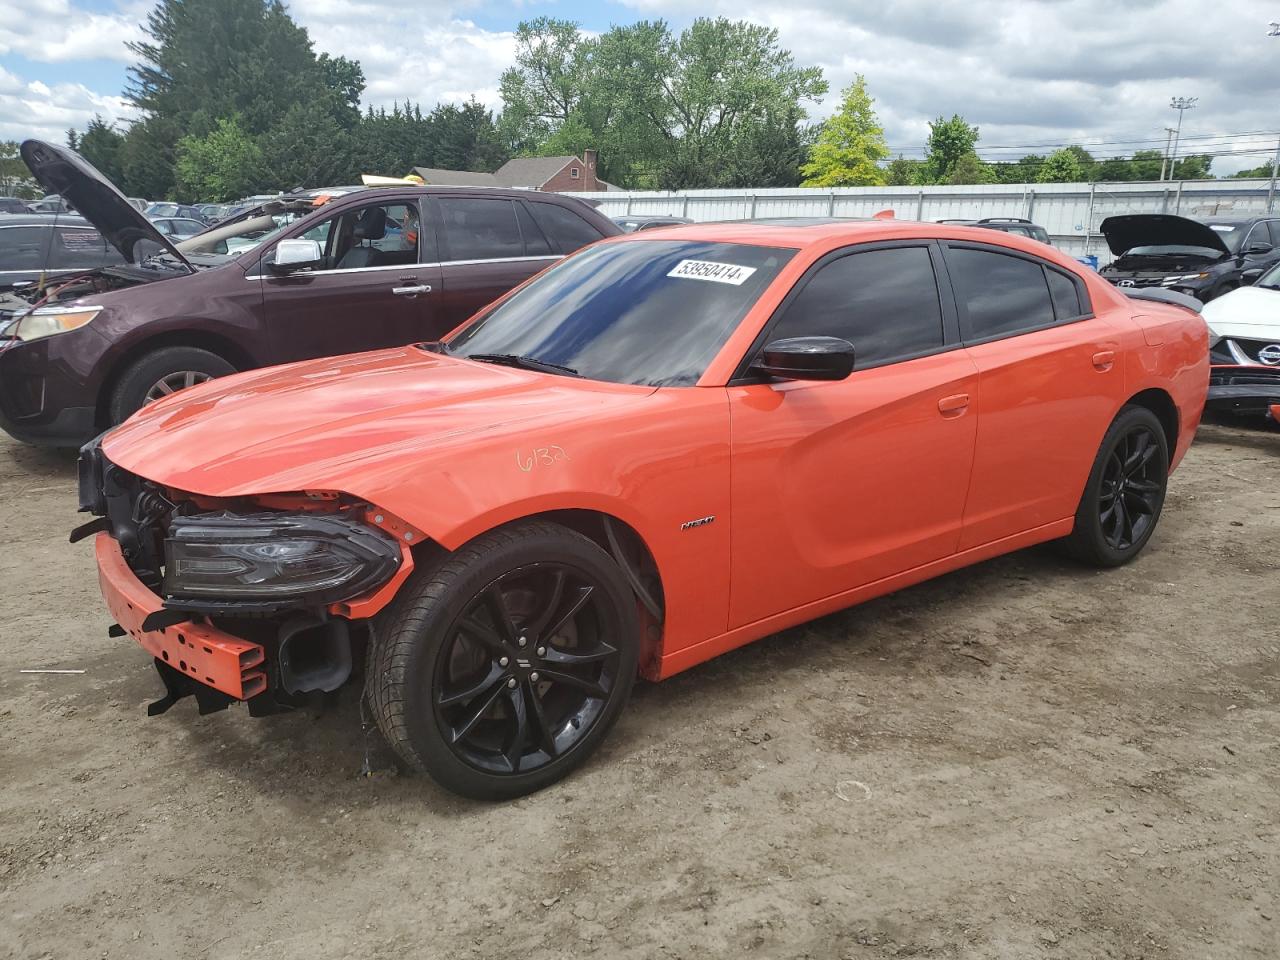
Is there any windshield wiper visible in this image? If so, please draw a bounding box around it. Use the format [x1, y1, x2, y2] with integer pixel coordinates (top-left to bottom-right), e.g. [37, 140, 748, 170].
[465, 353, 580, 377]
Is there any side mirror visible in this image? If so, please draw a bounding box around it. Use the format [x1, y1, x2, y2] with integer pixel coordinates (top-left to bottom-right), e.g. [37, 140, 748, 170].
[750, 336, 855, 382]
[1245, 241, 1273, 255]
[268, 238, 323, 274]
[1241, 268, 1264, 285]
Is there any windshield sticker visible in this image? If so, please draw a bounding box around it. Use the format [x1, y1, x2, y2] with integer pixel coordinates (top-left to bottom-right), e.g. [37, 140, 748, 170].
[1208, 225, 1236, 232]
[667, 259, 757, 285]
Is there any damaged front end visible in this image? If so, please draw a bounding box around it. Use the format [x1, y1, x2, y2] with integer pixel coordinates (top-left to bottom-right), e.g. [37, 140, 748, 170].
[73, 435, 416, 717]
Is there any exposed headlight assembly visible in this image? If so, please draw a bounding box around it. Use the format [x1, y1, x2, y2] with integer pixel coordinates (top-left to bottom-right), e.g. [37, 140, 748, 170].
[14, 304, 103, 341]
[162, 512, 401, 613]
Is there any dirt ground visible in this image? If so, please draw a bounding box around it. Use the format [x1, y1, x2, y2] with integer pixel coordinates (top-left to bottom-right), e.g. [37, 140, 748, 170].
[1, 418, 1277, 960]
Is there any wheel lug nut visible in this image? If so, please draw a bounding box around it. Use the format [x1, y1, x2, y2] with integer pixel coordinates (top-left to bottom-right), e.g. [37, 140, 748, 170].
[499, 656, 509, 667]
[507, 678, 517, 689]
[517, 636, 527, 647]
[530, 672, 539, 683]
[536, 646, 546, 657]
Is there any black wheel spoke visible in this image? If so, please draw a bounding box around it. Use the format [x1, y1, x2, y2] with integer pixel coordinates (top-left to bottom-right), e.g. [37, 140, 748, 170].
[1125, 490, 1153, 516]
[438, 661, 506, 708]
[501, 686, 531, 772]
[1126, 478, 1160, 494]
[539, 667, 609, 700]
[449, 682, 505, 744]
[542, 640, 617, 666]
[457, 615, 508, 657]
[526, 569, 567, 640]
[544, 585, 594, 641]
[526, 682, 560, 757]
[483, 585, 520, 645]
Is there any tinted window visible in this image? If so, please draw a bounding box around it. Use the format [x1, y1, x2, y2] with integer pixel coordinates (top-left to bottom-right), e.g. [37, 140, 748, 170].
[527, 202, 604, 253]
[767, 246, 943, 366]
[0, 226, 49, 270]
[948, 247, 1055, 340]
[438, 197, 523, 261]
[449, 240, 795, 386]
[50, 227, 119, 268]
[1244, 223, 1273, 251]
[1267, 221, 1280, 246]
[1045, 268, 1082, 320]
[516, 203, 554, 256]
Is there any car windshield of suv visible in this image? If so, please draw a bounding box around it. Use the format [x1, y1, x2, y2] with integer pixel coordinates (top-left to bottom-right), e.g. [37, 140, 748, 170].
[447, 239, 796, 387]
[1255, 261, 1280, 290]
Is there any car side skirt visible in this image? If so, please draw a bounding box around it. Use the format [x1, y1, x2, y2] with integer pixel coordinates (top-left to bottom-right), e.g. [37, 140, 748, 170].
[654, 516, 1074, 680]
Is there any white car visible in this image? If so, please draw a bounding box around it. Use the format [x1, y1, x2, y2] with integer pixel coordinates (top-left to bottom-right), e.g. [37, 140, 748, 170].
[1203, 263, 1280, 420]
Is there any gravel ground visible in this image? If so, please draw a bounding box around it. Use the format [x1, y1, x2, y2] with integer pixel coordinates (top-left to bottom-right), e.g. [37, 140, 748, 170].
[0, 418, 1277, 960]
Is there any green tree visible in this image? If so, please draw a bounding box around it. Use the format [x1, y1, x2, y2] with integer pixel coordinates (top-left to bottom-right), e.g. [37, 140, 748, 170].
[944, 151, 995, 184]
[0, 140, 39, 197]
[885, 154, 922, 186]
[799, 75, 887, 186]
[924, 115, 979, 182]
[1172, 154, 1212, 180]
[1233, 161, 1277, 178]
[992, 154, 1045, 183]
[76, 116, 127, 186]
[174, 116, 264, 201]
[1036, 147, 1084, 182]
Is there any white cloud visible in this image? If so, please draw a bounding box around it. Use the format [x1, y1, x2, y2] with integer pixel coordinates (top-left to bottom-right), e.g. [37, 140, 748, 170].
[0, 0, 146, 62]
[0, 71, 136, 144]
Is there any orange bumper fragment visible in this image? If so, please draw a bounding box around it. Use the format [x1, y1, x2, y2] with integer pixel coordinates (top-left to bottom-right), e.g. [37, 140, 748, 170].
[95, 533, 267, 700]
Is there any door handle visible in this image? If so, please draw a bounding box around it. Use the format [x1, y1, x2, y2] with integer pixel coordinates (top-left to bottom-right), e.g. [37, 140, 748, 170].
[1091, 350, 1115, 371]
[937, 393, 970, 417]
[392, 284, 432, 296]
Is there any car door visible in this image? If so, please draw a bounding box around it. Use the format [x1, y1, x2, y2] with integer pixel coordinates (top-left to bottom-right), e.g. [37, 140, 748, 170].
[942, 242, 1126, 550]
[257, 196, 444, 363]
[431, 196, 564, 333]
[726, 242, 980, 629]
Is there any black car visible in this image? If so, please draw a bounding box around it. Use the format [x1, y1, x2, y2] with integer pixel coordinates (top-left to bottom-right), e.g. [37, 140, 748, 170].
[0, 214, 124, 290]
[613, 214, 693, 233]
[0, 197, 32, 214]
[1098, 214, 1280, 302]
[149, 216, 208, 239]
[937, 217, 1051, 245]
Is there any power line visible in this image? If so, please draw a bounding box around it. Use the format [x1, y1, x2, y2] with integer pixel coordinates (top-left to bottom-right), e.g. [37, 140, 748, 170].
[883, 129, 1280, 154]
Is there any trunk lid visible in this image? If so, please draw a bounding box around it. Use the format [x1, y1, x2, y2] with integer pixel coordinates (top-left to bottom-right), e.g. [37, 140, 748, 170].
[20, 139, 194, 272]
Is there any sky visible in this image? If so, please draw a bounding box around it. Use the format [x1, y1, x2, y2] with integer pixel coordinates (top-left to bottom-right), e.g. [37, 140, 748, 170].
[1, 0, 1278, 177]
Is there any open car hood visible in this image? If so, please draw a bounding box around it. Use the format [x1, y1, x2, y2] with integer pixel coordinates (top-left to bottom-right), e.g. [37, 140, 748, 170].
[20, 139, 193, 271]
[1099, 214, 1231, 257]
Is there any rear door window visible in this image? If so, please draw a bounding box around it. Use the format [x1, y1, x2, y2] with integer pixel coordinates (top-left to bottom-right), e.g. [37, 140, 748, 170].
[946, 246, 1056, 341]
[0, 226, 48, 270]
[1267, 221, 1280, 246]
[50, 227, 120, 268]
[515, 203, 554, 256]
[438, 197, 524, 261]
[1045, 268, 1083, 320]
[526, 202, 605, 254]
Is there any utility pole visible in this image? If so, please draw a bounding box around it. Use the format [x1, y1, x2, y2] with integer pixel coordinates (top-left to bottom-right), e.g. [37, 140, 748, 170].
[1168, 96, 1197, 180]
[1160, 127, 1176, 180]
[1267, 135, 1279, 214]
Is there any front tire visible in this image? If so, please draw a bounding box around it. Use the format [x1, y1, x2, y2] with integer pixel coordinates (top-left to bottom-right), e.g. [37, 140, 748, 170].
[108, 346, 236, 424]
[368, 521, 639, 800]
[1063, 405, 1169, 567]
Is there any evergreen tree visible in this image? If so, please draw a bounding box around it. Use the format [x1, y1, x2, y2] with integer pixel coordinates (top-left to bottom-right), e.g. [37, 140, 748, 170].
[799, 76, 888, 187]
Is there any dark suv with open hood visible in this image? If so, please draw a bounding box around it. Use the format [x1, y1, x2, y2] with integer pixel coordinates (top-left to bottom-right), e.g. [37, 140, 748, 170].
[0, 140, 619, 447]
[1098, 214, 1280, 303]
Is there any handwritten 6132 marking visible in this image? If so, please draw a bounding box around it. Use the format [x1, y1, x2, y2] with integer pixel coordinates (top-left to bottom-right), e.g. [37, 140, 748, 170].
[516, 445, 570, 472]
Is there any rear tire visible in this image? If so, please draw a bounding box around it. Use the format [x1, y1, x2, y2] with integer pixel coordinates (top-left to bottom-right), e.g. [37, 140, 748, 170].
[108, 346, 235, 424]
[1063, 405, 1169, 567]
[368, 521, 639, 800]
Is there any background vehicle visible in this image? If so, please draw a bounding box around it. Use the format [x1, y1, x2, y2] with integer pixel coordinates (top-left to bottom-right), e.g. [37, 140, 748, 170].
[79, 219, 1207, 799]
[1098, 214, 1280, 302]
[0, 197, 32, 214]
[149, 216, 208, 239]
[0, 139, 621, 447]
[0, 214, 123, 290]
[26, 195, 71, 214]
[144, 202, 208, 222]
[614, 214, 693, 232]
[1202, 261, 1280, 418]
[937, 217, 1051, 244]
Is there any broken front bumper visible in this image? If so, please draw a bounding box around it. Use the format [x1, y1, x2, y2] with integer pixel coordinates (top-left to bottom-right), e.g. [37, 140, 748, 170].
[1207, 365, 1280, 417]
[95, 532, 267, 702]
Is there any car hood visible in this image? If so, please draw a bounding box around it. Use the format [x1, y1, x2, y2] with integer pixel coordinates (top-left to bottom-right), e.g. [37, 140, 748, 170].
[20, 139, 193, 271]
[1099, 214, 1231, 257]
[1201, 285, 1280, 338]
[101, 346, 653, 499]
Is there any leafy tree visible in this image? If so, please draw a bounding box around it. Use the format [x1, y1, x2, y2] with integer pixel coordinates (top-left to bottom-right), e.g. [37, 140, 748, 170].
[885, 154, 923, 186]
[924, 114, 979, 182]
[0, 140, 39, 197]
[66, 129, 80, 151]
[800, 75, 887, 187]
[1172, 154, 1212, 180]
[1036, 147, 1084, 182]
[1233, 161, 1277, 178]
[429, 100, 509, 173]
[174, 116, 264, 200]
[1064, 144, 1095, 179]
[944, 151, 995, 184]
[992, 154, 1045, 184]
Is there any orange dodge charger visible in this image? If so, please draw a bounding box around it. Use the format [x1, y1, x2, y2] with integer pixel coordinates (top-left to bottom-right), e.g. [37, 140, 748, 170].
[74, 220, 1209, 799]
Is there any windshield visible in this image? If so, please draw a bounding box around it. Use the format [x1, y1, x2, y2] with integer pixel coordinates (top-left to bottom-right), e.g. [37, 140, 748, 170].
[448, 239, 795, 386]
[1256, 261, 1280, 290]
[1204, 223, 1246, 253]
[145, 203, 180, 217]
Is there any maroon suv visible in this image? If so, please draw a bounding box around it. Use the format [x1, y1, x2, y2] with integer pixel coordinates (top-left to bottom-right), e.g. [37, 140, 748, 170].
[0, 140, 619, 447]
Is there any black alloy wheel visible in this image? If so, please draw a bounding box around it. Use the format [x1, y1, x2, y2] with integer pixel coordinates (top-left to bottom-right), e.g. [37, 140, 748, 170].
[368, 521, 639, 800]
[1097, 426, 1163, 551]
[1063, 404, 1169, 567]
[434, 563, 622, 775]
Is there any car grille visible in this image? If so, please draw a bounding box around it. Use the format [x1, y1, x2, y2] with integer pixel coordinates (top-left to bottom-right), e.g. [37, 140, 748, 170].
[1215, 337, 1280, 366]
[1105, 275, 1166, 288]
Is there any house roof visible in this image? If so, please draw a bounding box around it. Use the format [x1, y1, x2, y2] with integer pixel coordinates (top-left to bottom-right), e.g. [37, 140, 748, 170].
[491, 156, 575, 188]
[410, 167, 500, 187]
